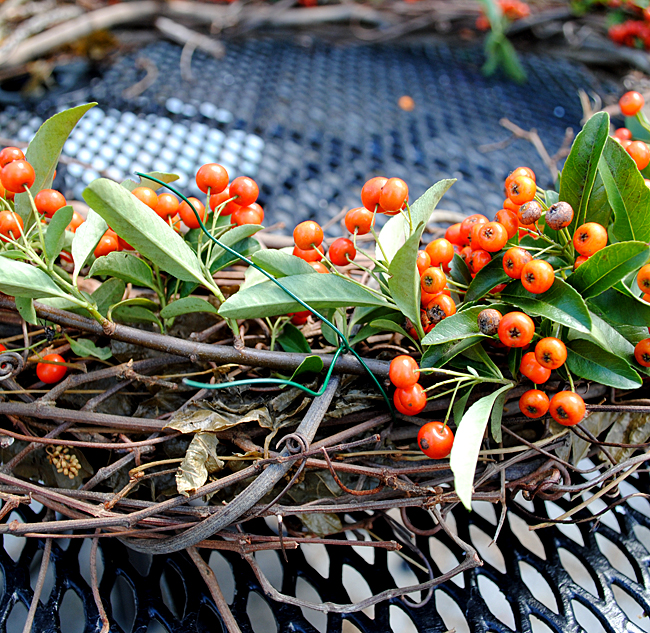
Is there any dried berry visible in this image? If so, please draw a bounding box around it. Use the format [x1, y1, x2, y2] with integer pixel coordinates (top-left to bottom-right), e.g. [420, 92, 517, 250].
[545, 201, 574, 231]
[518, 200, 542, 226]
[477, 308, 502, 335]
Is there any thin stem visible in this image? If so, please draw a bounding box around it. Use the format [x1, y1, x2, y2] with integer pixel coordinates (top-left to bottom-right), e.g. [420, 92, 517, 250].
[444, 380, 462, 426]
[370, 225, 389, 263]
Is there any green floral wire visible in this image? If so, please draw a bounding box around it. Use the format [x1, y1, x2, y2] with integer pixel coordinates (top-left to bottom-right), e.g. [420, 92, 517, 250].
[136, 173, 392, 411]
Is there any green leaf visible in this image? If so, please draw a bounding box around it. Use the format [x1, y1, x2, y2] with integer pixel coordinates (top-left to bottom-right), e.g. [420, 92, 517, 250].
[15, 103, 96, 223]
[569, 311, 634, 359]
[420, 335, 485, 369]
[588, 287, 650, 327]
[376, 179, 455, 263]
[15, 296, 37, 324]
[449, 253, 471, 286]
[112, 305, 162, 331]
[559, 111, 609, 235]
[584, 171, 613, 228]
[44, 206, 73, 263]
[71, 209, 108, 284]
[252, 249, 316, 278]
[507, 347, 522, 381]
[83, 179, 211, 286]
[450, 385, 512, 510]
[0, 250, 29, 260]
[500, 278, 591, 333]
[88, 251, 157, 291]
[107, 297, 158, 321]
[92, 278, 125, 318]
[160, 297, 218, 319]
[422, 306, 486, 346]
[369, 318, 420, 349]
[567, 241, 650, 299]
[600, 137, 650, 243]
[462, 342, 502, 379]
[453, 384, 474, 427]
[465, 256, 510, 302]
[491, 389, 508, 443]
[219, 273, 390, 320]
[210, 237, 260, 274]
[277, 323, 311, 354]
[388, 227, 426, 338]
[0, 258, 70, 299]
[348, 323, 382, 346]
[289, 355, 324, 381]
[64, 334, 112, 360]
[566, 339, 641, 389]
[208, 225, 263, 267]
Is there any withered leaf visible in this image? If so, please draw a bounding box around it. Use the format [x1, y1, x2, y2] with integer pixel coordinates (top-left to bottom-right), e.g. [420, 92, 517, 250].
[176, 432, 224, 497]
[550, 411, 616, 465]
[297, 513, 342, 537]
[164, 406, 272, 434]
[603, 411, 650, 463]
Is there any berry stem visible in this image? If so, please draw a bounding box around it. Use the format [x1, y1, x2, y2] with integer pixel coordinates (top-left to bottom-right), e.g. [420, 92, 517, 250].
[370, 225, 389, 264]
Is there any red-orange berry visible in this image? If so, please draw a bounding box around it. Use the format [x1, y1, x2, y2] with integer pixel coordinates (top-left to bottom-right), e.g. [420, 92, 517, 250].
[507, 175, 536, 206]
[345, 207, 374, 235]
[420, 267, 447, 294]
[535, 337, 567, 370]
[229, 176, 259, 207]
[361, 176, 387, 212]
[329, 237, 356, 266]
[498, 312, 535, 348]
[521, 260, 555, 294]
[549, 392, 586, 426]
[495, 208, 518, 239]
[0, 146, 24, 168]
[477, 222, 508, 252]
[519, 390, 550, 419]
[416, 250, 431, 276]
[294, 221, 324, 250]
[131, 186, 158, 210]
[634, 339, 650, 367]
[196, 163, 228, 194]
[467, 249, 492, 275]
[178, 197, 206, 229]
[1, 160, 35, 193]
[389, 355, 419, 388]
[293, 244, 325, 262]
[520, 352, 551, 384]
[379, 178, 408, 212]
[34, 189, 66, 218]
[626, 141, 650, 170]
[502, 247, 532, 280]
[573, 222, 607, 257]
[394, 383, 427, 416]
[417, 421, 454, 459]
[425, 238, 455, 267]
[620, 91, 644, 117]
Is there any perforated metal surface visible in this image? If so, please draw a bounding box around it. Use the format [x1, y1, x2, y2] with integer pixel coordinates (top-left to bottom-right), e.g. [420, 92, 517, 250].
[0, 39, 615, 233]
[3, 459, 650, 632]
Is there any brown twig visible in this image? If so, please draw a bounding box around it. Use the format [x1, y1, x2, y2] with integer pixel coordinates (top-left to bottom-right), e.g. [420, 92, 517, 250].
[22, 536, 52, 633]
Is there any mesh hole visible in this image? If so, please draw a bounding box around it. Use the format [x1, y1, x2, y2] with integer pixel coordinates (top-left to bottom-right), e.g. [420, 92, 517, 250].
[146, 618, 171, 633]
[342, 564, 374, 619]
[344, 530, 374, 565]
[159, 566, 187, 620]
[29, 549, 55, 604]
[6, 600, 28, 632]
[477, 575, 516, 630]
[196, 604, 224, 633]
[429, 536, 464, 588]
[620, 481, 650, 518]
[612, 584, 650, 632]
[247, 591, 278, 633]
[255, 550, 283, 591]
[59, 589, 85, 633]
[513, 491, 535, 512]
[387, 551, 420, 600]
[469, 525, 506, 574]
[571, 600, 607, 633]
[594, 533, 637, 581]
[633, 525, 650, 555]
[389, 605, 418, 633]
[581, 492, 620, 533]
[126, 547, 152, 577]
[508, 512, 545, 560]
[544, 501, 584, 546]
[78, 538, 104, 586]
[300, 542, 329, 579]
[558, 549, 598, 597]
[518, 561, 558, 614]
[435, 589, 470, 633]
[111, 575, 136, 633]
[208, 552, 235, 604]
[4, 512, 26, 562]
[529, 614, 558, 633]
[341, 621, 363, 633]
[473, 500, 498, 526]
[296, 576, 327, 633]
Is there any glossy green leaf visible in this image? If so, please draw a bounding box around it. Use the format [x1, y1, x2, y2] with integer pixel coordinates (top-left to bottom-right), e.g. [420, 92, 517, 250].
[376, 179, 455, 263]
[64, 334, 112, 360]
[500, 278, 591, 333]
[123, 171, 180, 192]
[83, 179, 210, 286]
[388, 227, 425, 338]
[252, 249, 316, 278]
[451, 385, 512, 510]
[348, 323, 382, 346]
[369, 318, 420, 349]
[219, 273, 390, 320]
[588, 287, 650, 327]
[16, 103, 96, 223]
[559, 111, 609, 235]
[566, 339, 641, 389]
[277, 323, 311, 354]
[567, 241, 650, 299]
[453, 384, 474, 427]
[420, 335, 485, 369]
[569, 311, 634, 359]
[465, 256, 510, 302]
[112, 305, 162, 331]
[88, 251, 157, 290]
[0, 258, 70, 299]
[584, 171, 612, 228]
[210, 237, 260, 273]
[462, 342, 502, 379]
[208, 225, 263, 266]
[108, 297, 158, 321]
[160, 297, 218, 319]
[491, 389, 508, 443]
[15, 296, 37, 324]
[0, 250, 28, 260]
[92, 278, 125, 318]
[71, 209, 108, 284]
[289, 355, 323, 381]
[449, 253, 471, 286]
[422, 306, 486, 346]
[44, 206, 73, 263]
[600, 137, 650, 243]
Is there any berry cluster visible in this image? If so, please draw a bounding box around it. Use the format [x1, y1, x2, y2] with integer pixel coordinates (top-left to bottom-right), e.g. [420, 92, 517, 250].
[476, 0, 530, 30]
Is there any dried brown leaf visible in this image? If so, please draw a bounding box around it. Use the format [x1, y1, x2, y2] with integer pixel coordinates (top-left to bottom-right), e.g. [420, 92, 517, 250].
[176, 432, 224, 497]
